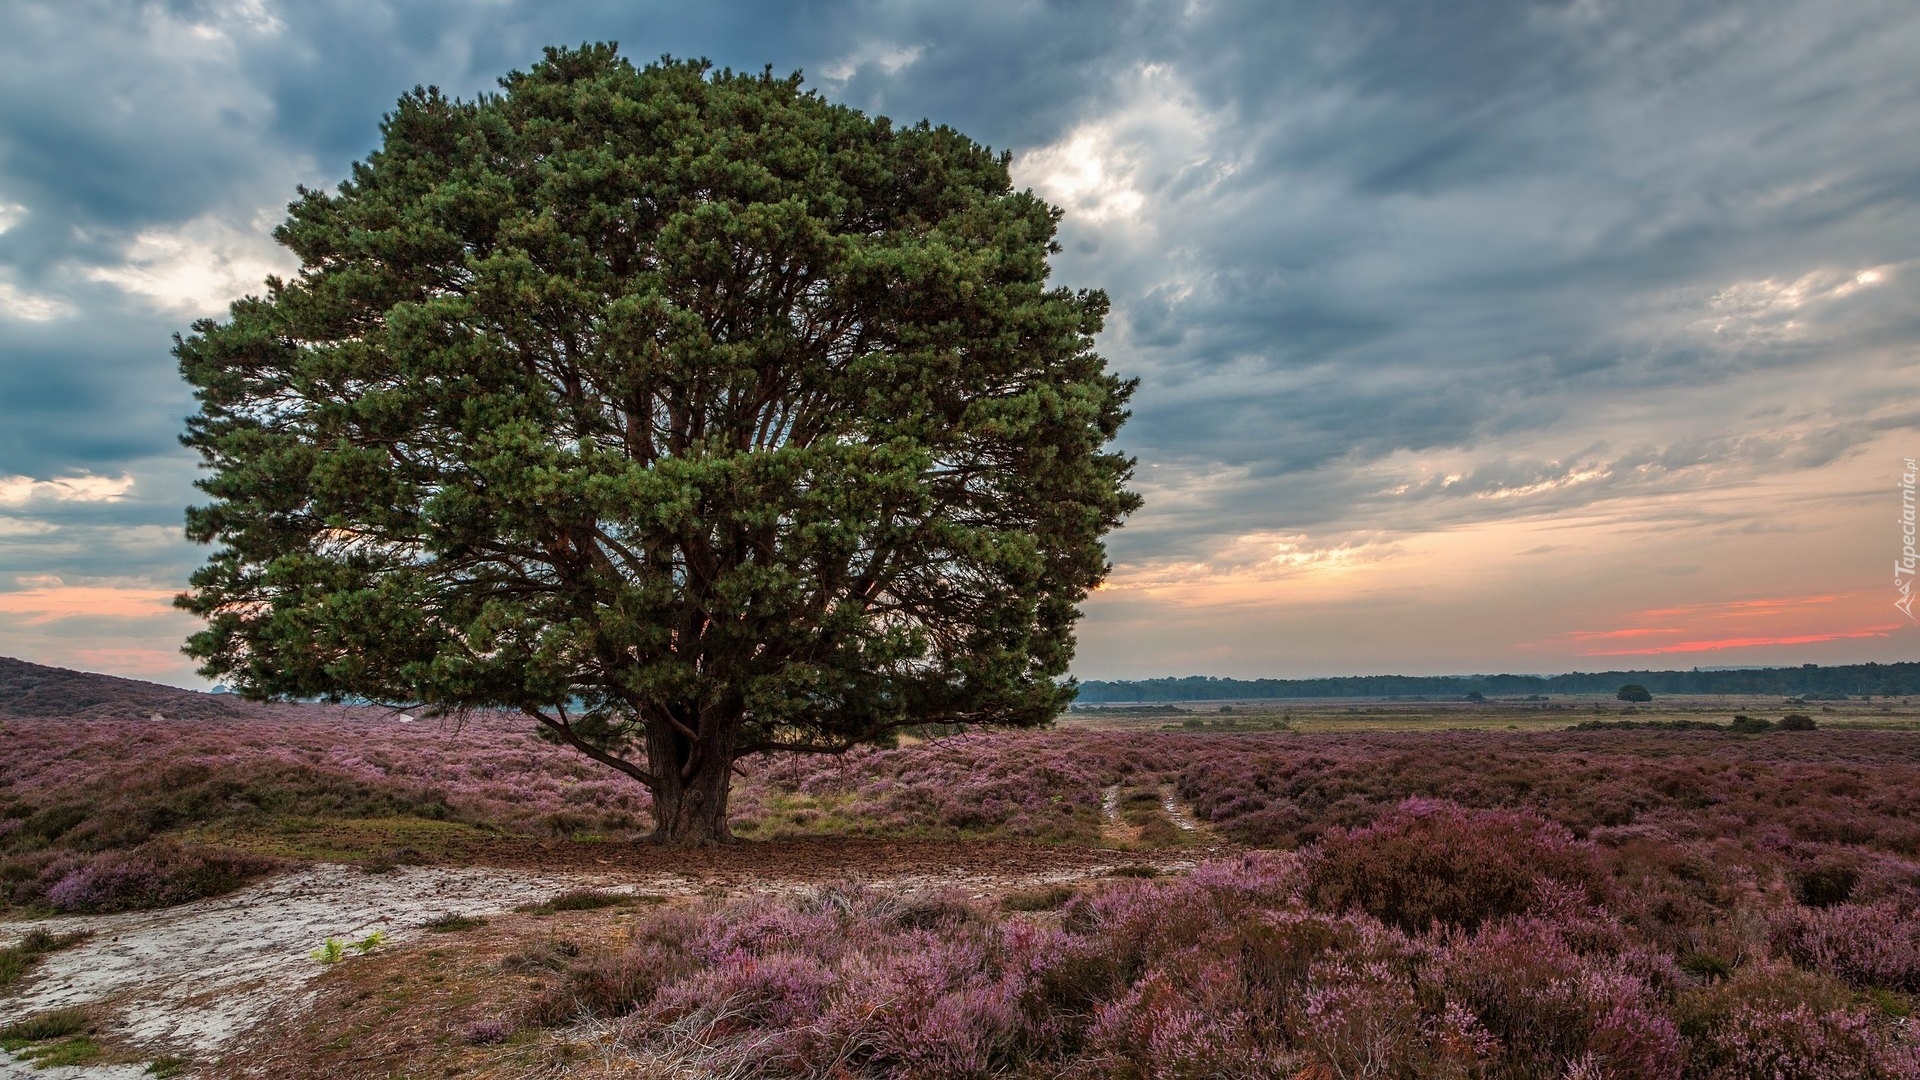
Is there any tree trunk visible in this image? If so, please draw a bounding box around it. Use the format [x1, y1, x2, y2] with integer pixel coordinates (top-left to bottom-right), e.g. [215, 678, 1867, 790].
[645, 712, 736, 846]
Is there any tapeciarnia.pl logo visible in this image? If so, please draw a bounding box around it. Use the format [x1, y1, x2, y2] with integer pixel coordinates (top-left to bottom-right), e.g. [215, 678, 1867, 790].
[1900, 458, 1917, 622]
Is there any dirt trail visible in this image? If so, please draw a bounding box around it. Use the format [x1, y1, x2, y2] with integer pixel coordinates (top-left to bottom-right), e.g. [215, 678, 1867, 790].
[1099, 783, 1133, 845]
[1, 839, 1185, 1077]
[1158, 783, 1208, 834]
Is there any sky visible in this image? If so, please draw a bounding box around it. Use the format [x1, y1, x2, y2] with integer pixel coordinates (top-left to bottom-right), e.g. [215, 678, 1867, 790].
[0, 0, 1916, 687]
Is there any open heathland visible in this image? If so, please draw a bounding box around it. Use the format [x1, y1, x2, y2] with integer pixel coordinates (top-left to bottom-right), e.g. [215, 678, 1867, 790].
[4, 669, 1920, 1076]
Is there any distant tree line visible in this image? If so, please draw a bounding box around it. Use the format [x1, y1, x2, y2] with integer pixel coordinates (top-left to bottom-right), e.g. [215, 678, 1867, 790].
[1073, 663, 1920, 703]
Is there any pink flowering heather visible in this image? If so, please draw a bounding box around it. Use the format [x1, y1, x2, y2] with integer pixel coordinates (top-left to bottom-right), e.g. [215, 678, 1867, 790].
[1772, 898, 1920, 992]
[1304, 799, 1610, 933]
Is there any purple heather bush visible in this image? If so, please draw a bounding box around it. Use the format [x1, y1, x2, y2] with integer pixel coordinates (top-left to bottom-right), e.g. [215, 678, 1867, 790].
[1772, 898, 1920, 992]
[11, 709, 1920, 1071]
[461, 1016, 513, 1046]
[745, 730, 1168, 842]
[1679, 966, 1920, 1080]
[0, 713, 663, 910]
[1302, 799, 1611, 933]
[31, 839, 278, 913]
[497, 796, 1920, 1077]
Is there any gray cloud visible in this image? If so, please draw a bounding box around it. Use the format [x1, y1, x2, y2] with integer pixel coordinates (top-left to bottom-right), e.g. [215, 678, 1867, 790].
[1006, 0, 1920, 567]
[0, 0, 1915, 682]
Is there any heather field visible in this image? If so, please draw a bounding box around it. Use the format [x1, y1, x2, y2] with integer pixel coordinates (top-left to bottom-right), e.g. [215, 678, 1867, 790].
[5, 694, 1920, 1077]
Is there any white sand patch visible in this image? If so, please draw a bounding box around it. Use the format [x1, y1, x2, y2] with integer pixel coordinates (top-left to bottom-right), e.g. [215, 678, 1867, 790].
[0, 864, 633, 1069]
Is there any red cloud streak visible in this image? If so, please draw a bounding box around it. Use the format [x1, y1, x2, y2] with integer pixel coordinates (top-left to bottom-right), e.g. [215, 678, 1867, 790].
[1580, 626, 1898, 656]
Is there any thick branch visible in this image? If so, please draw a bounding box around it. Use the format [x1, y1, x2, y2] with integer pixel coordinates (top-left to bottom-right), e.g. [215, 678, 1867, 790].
[736, 712, 987, 757]
[521, 706, 659, 790]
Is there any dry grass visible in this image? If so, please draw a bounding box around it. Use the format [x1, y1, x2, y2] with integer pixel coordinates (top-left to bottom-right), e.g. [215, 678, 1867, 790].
[207, 906, 658, 1080]
[0, 928, 89, 989]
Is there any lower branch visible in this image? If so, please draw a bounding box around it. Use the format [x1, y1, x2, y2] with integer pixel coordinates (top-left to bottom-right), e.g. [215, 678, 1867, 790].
[521, 706, 660, 790]
[737, 712, 988, 757]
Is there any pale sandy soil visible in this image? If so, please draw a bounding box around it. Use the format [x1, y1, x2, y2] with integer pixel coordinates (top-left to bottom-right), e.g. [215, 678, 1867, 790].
[0, 865, 636, 1077]
[2, 844, 1202, 1079]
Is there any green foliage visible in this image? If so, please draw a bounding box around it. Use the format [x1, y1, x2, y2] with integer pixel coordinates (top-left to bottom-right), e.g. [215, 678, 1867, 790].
[353, 930, 387, 953]
[175, 44, 1137, 844]
[1570, 718, 1725, 731]
[146, 1057, 189, 1079]
[1730, 714, 1774, 734]
[1616, 684, 1653, 703]
[1780, 712, 1818, 731]
[17, 1036, 103, 1068]
[311, 938, 346, 965]
[1680, 951, 1734, 983]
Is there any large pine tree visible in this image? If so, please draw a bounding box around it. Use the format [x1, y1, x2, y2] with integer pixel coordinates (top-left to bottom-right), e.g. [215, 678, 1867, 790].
[176, 45, 1139, 844]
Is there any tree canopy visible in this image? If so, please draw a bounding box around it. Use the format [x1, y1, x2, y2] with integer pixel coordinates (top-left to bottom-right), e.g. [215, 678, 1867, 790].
[175, 45, 1139, 844]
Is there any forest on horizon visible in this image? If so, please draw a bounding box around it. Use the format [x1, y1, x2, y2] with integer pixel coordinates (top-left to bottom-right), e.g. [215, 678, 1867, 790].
[1073, 662, 1920, 702]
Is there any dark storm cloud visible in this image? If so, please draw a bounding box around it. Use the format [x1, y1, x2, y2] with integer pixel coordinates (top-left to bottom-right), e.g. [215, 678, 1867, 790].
[0, 309, 194, 474]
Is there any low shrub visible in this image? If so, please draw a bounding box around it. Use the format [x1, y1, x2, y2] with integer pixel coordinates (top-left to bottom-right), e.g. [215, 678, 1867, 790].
[499, 938, 582, 975]
[422, 912, 487, 932]
[482, 847, 1920, 1078]
[1438, 915, 1682, 1078]
[1678, 967, 1919, 1080]
[30, 840, 277, 913]
[526, 911, 702, 1024]
[461, 1017, 513, 1045]
[1795, 863, 1861, 908]
[1303, 800, 1609, 933]
[13, 1036, 102, 1068]
[1771, 900, 1920, 992]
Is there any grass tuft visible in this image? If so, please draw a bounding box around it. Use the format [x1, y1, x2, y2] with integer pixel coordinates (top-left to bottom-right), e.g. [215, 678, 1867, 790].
[1002, 883, 1079, 911]
[0, 1006, 92, 1051]
[423, 912, 488, 932]
[515, 889, 650, 914]
[0, 929, 89, 989]
[19, 1036, 104, 1067]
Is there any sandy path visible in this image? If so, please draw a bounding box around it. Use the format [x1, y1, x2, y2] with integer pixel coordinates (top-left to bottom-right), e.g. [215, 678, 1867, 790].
[0, 864, 634, 1077]
[1, 842, 1188, 1077]
[1098, 783, 1133, 845]
[1159, 783, 1206, 832]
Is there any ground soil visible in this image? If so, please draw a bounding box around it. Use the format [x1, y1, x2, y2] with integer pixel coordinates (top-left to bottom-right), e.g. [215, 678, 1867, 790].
[0, 829, 1220, 1080]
